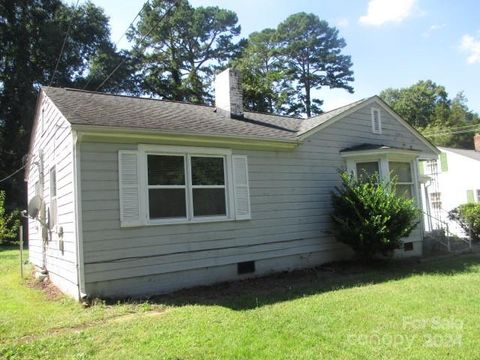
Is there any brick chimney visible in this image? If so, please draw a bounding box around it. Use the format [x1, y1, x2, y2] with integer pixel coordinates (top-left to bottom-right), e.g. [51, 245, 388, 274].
[475, 133, 480, 152]
[215, 68, 244, 119]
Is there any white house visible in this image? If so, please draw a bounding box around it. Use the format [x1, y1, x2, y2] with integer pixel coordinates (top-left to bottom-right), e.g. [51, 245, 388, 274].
[422, 140, 480, 237]
[25, 68, 439, 299]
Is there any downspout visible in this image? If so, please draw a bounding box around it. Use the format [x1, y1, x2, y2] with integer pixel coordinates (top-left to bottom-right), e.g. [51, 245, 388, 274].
[38, 150, 48, 272]
[72, 130, 86, 300]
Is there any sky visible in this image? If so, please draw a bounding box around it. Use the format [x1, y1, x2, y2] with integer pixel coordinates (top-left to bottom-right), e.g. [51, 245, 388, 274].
[88, 0, 480, 113]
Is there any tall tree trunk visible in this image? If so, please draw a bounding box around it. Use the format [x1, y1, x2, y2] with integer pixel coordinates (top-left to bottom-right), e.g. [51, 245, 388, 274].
[305, 79, 311, 118]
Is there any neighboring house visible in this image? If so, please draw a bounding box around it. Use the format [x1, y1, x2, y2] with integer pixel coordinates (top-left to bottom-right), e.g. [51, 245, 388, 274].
[422, 139, 480, 236]
[25, 68, 439, 299]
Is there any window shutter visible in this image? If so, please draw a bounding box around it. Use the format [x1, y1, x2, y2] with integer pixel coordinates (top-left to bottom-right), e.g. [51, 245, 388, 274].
[118, 150, 141, 227]
[440, 153, 448, 172]
[467, 190, 474, 203]
[418, 161, 424, 176]
[232, 155, 251, 220]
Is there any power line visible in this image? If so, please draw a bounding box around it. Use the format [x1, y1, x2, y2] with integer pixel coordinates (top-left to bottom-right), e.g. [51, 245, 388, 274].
[48, 0, 81, 88]
[0, 164, 26, 184]
[112, 1, 150, 49]
[80, 0, 151, 91]
[63, 0, 177, 121]
[422, 123, 480, 136]
[94, 0, 178, 92]
[423, 127, 480, 137]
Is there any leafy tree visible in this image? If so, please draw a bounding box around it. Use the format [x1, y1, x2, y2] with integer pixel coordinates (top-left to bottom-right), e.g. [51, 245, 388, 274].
[0, 0, 118, 209]
[380, 80, 450, 128]
[0, 191, 20, 244]
[448, 203, 480, 242]
[129, 0, 241, 104]
[380, 81, 480, 149]
[276, 13, 354, 117]
[232, 29, 293, 114]
[331, 171, 420, 259]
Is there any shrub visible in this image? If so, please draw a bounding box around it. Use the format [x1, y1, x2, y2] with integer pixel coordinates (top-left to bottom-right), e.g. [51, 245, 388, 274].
[448, 203, 480, 242]
[0, 190, 20, 244]
[331, 171, 420, 259]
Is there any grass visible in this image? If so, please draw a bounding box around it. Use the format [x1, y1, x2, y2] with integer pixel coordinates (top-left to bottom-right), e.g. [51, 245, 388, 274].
[1, 246, 480, 359]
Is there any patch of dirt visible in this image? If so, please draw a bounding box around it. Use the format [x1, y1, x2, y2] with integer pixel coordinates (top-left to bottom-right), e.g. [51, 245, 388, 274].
[26, 271, 63, 301]
[14, 309, 169, 344]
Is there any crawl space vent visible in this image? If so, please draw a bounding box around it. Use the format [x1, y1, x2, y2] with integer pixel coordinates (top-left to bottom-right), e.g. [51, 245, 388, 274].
[404, 242, 414, 251]
[237, 261, 255, 274]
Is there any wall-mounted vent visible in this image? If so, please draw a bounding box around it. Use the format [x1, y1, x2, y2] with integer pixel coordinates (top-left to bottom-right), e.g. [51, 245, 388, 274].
[404, 242, 414, 251]
[237, 261, 255, 274]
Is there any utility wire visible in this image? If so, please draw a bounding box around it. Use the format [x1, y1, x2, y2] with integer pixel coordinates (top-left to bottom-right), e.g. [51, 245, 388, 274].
[64, 0, 178, 122]
[48, 0, 81, 88]
[422, 123, 480, 136]
[423, 127, 480, 137]
[0, 164, 27, 184]
[80, 0, 151, 91]
[94, 0, 177, 92]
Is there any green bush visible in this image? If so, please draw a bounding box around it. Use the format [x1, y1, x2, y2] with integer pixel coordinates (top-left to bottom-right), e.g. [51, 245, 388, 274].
[448, 203, 480, 242]
[331, 171, 420, 259]
[0, 190, 20, 244]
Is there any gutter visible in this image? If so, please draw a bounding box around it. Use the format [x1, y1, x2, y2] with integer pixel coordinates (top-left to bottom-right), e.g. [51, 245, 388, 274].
[71, 124, 300, 151]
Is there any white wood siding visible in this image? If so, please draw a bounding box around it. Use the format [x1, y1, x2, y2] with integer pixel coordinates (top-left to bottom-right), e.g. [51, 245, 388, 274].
[80, 104, 432, 296]
[27, 92, 78, 297]
[424, 148, 480, 236]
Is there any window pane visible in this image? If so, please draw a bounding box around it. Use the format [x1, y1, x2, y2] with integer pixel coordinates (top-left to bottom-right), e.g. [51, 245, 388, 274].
[148, 155, 184, 185]
[356, 162, 379, 178]
[396, 184, 413, 198]
[193, 188, 226, 217]
[149, 189, 186, 219]
[389, 162, 412, 182]
[191, 157, 225, 185]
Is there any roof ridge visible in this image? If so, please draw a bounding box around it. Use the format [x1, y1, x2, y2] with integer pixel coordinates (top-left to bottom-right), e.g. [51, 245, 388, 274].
[43, 86, 371, 120]
[244, 109, 301, 120]
[307, 97, 370, 120]
[42, 86, 216, 110]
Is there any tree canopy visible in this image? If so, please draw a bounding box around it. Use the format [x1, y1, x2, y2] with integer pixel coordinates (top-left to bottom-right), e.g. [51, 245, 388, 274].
[0, 0, 122, 209]
[276, 12, 354, 117]
[128, 0, 241, 104]
[380, 81, 480, 149]
[234, 12, 354, 117]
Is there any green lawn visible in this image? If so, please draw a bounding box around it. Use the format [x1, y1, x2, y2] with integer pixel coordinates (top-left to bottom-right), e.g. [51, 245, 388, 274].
[1, 246, 480, 359]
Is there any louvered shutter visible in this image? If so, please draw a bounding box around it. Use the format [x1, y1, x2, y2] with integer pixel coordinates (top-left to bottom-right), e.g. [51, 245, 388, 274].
[467, 190, 474, 204]
[232, 155, 251, 220]
[418, 161, 424, 176]
[440, 153, 448, 172]
[118, 150, 141, 227]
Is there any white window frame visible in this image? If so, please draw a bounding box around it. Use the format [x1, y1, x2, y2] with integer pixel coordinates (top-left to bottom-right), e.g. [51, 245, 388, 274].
[139, 145, 234, 226]
[371, 107, 382, 134]
[355, 160, 380, 178]
[389, 161, 414, 198]
[426, 160, 437, 175]
[343, 152, 420, 206]
[146, 153, 188, 223]
[431, 192, 442, 210]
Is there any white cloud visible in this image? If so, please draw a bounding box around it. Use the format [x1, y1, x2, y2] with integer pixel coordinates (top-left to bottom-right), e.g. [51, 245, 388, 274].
[335, 18, 349, 28]
[460, 34, 480, 64]
[359, 0, 416, 26]
[422, 24, 446, 38]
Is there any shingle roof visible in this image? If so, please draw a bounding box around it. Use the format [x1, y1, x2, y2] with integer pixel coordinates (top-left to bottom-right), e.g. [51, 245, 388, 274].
[297, 99, 368, 134]
[439, 147, 480, 161]
[43, 86, 369, 141]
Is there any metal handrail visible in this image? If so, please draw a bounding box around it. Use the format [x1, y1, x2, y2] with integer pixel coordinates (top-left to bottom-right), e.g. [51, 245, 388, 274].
[422, 210, 472, 251]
